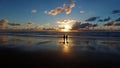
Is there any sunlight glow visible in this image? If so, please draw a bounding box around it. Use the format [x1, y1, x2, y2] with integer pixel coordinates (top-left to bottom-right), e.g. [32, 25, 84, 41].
[57, 19, 76, 32]
[63, 45, 69, 53]
[61, 25, 71, 32]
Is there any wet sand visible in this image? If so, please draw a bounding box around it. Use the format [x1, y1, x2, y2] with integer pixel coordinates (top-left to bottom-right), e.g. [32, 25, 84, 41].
[0, 47, 120, 68]
[0, 35, 120, 68]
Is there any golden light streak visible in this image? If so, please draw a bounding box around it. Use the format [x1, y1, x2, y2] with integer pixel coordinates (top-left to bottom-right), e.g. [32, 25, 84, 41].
[63, 38, 69, 53]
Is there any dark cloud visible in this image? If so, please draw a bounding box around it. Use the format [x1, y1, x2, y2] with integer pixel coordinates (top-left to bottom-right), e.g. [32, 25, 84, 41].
[85, 17, 100, 22]
[104, 21, 116, 26]
[103, 17, 111, 22]
[72, 22, 98, 30]
[98, 17, 111, 22]
[115, 17, 120, 21]
[72, 22, 81, 30]
[80, 23, 93, 28]
[93, 24, 98, 27]
[112, 10, 120, 14]
[104, 21, 120, 26]
[115, 23, 120, 26]
[27, 22, 34, 25]
[98, 19, 103, 22]
[8, 23, 21, 26]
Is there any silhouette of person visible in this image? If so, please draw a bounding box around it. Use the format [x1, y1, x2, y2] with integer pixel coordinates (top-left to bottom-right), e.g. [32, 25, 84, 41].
[66, 34, 68, 40]
[66, 35, 69, 44]
[63, 34, 66, 39]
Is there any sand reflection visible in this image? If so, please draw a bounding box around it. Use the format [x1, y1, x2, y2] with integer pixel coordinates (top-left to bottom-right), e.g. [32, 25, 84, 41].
[0, 35, 8, 45]
[59, 35, 72, 54]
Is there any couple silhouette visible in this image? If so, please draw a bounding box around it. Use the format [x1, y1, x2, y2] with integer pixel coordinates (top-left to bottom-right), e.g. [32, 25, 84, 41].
[63, 34, 68, 44]
[63, 34, 68, 39]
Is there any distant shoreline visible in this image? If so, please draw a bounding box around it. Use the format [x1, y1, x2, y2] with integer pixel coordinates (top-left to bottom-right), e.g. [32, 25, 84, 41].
[0, 29, 120, 37]
[0, 29, 120, 32]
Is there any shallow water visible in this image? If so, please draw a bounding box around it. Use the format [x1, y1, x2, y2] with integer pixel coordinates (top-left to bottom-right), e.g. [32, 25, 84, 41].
[0, 34, 120, 67]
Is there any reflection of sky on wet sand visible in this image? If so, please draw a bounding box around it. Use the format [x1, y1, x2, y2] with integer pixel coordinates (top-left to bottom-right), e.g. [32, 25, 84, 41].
[0, 35, 8, 45]
[58, 37, 71, 55]
[0, 35, 120, 55]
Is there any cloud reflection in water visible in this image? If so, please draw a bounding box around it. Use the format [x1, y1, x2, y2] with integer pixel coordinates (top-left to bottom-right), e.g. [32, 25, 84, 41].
[0, 35, 120, 55]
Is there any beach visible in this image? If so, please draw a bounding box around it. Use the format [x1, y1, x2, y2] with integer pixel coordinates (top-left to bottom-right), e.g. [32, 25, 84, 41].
[0, 34, 120, 68]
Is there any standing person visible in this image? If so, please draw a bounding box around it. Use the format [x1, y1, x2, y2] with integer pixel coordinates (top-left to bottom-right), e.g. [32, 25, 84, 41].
[66, 34, 68, 43]
[63, 34, 66, 39]
[66, 34, 68, 40]
[63, 34, 66, 44]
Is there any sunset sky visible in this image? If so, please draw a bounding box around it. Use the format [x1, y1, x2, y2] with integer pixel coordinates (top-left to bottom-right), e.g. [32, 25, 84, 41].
[0, 0, 120, 26]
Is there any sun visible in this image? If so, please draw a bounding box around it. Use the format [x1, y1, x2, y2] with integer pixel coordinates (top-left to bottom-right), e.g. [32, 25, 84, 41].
[63, 25, 71, 32]
[57, 19, 76, 32]
[61, 25, 71, 32]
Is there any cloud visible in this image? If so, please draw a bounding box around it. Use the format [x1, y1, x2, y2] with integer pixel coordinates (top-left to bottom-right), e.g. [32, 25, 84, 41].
[85, 17, 100, 22]
[48, 10, 59, 16]
[80, 23, 93, 28]
[98, 17, 111, 22]
[104, 21, 116, 26]
[0, 19, 8, 26]
[64, 0, 75, 15]
[115, 17, 120, 21]
[8, 23, 21, 26]
[57, 19, 77, 24]
[27, 22, 34, 26]
[43, 23, 55, 28]
[32, 9, 37, 13]
[63, 4, 71, 14]
[45, 7, 63, 16]
[98, 19, 103, 22]
[56, 7, 63, 13]
[104, 21, 120, 26]
[80, 10, 85, 14]
[112, 10, 120, 14]
[44, 11, 48, 14]
[63, 3, 75, 14]
[72, 22, 81, 30]
[0, 19, 8, 23]
[57, 19, 77, 29]
[72, 22, 98, 30]
[103, 17, 111, 22]
[45, 0, 75, 16]
[70, 3, 75, 8]
[115, 23, 120, 26]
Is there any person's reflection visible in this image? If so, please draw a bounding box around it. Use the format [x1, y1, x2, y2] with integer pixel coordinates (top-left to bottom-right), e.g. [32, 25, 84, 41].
[62, 34, 70, 53]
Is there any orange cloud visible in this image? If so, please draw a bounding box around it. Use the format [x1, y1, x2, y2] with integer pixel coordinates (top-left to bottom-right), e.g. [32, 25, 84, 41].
[45, 7, 63, 16]
[45, 0, 75, 15]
